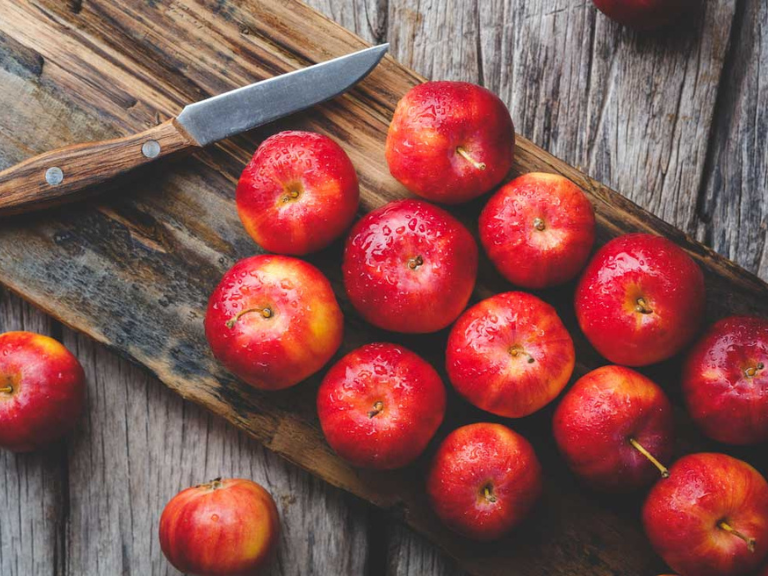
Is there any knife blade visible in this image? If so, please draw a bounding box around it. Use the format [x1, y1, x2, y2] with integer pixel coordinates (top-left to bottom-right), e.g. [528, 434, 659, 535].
[178, 44, 388, 146]
[0, 44, 389, 216]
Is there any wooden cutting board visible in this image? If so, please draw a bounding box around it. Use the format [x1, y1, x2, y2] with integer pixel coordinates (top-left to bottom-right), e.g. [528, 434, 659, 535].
[1, 1, 766, 575]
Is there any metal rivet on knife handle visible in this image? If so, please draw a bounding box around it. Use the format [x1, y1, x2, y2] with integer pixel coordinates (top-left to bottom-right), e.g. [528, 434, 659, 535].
[45, 167, 64, 186]
[142, 140, 161, 159]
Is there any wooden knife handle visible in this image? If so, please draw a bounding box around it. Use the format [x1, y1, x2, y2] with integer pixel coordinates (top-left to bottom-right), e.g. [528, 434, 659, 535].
[0, 119, 195, 216]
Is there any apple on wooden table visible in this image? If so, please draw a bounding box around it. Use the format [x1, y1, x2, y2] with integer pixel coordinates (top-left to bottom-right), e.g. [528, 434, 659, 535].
[553, 365, 675, 492]
[446, 291, 575, 418]
[343, 198, 478, 334]
[682, 315, 768, 445]
[0, 331, 85, 453]
[427, 423, 542, 541]
[159, 478, 279, 576]
[236, 130, 359, 256]
[480, 172, 596, 290]
[592, 0, 702, 31]
[575, 233, 706, 367]
[643, 453, 768, 576]
[317, 342, 446, 470]
[386, 81, 515, 204]
[205, 254, 343, 390]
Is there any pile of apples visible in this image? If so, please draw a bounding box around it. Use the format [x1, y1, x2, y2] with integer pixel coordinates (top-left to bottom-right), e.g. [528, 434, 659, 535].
[199, 75, 768, 575]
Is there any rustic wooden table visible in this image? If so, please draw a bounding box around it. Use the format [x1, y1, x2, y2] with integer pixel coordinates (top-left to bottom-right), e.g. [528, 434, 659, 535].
[1, 1, 765, 574]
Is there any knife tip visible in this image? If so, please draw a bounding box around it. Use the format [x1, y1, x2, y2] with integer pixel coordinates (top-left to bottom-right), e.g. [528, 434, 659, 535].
[370, 43, 389, 55]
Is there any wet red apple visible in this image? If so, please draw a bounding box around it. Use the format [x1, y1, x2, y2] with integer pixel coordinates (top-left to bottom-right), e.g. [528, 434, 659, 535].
[427, 423, 542, 540]
[682, 316, 768, 445]
[236, 131, 359, 255]
[592, 0, 701, 31]
[317, 342, 446, 469]
[343, 199, 478, 333]
[205, 255, 343, 390]
[385, 81, 515, 204]
[479, 172, 596, 289]
[446, 291, 575, 418]
[643, 453, 768, 576]
[159, 478, 279, 576]
[0, 331, 85, 452]
[553, 365, 674, 492]
[575, 233, 705, 366]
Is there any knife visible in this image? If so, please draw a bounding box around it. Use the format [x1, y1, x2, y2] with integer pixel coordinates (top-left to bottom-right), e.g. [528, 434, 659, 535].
[0, 44, 389, 216]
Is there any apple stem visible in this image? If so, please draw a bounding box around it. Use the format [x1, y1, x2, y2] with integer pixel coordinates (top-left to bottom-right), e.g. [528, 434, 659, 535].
[456, 147, 486, 171]
[367, 401, 384, 418]
[483, 485, 497, 503]
[719, 521, 756, 552]
[533, 218, 546, 231]
[226, 306, 273, 329]
[628, 438, 669, 478]
[509, 345, 535, 364]
[196, 477, 223, 490]
[0, 385, 12, 394]
[282, 189, 300, 203]
[745, 362, 765, 378]
[634, 297, 653, 315]
[407, 255, 424, 270]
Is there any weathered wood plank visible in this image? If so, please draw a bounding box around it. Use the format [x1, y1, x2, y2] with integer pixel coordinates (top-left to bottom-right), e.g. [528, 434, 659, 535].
[307, 0, 389, 44]
[386, 526, 465, 576]
[696, 0, 768, 280]
[0, 0, 765, 575]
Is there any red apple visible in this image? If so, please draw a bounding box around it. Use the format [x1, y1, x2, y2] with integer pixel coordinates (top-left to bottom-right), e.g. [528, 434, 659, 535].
[553, 365, 674, 492]
[317, 342, 446, 469]
[159, 478, 279, 575]
[236, 131, 359, 255]
[343, 199, 478, 333]
[426, 423, 542, 540]
[205, 255, 343, 390]
[446, 291, 575, 418]
[592, 0, 701, 31]
[0, 331, 85, 452]
[643, 453, 768, 576]
[385, 81, 515, 204]
[575, 233, 705, 366]
[682, 316, 768, 445]
[479, 172, 596, 289]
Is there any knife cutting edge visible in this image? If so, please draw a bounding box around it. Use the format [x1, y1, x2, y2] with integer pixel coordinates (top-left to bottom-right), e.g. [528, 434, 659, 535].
[0, 44, 389, 216]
